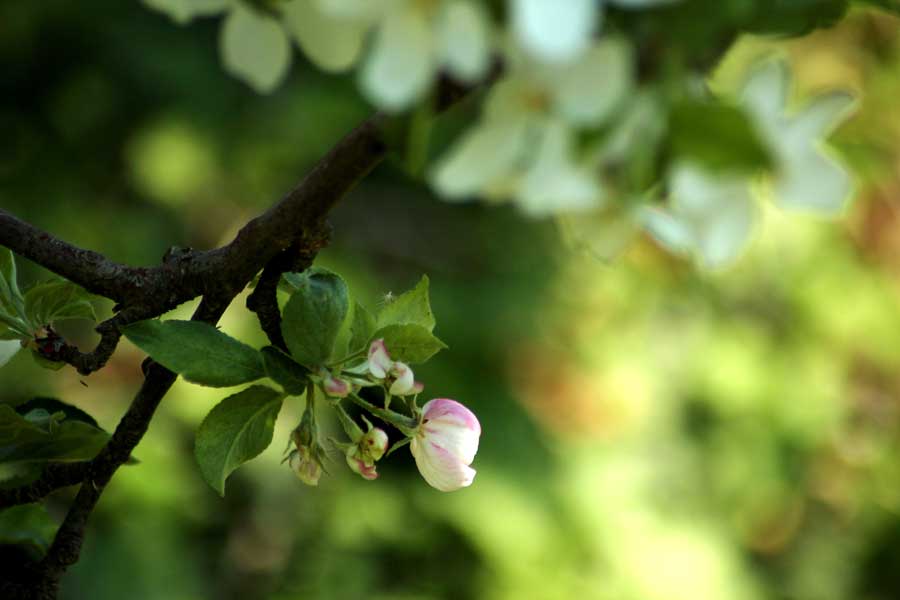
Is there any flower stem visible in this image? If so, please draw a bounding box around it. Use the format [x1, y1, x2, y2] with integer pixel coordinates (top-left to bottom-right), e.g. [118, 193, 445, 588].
[348, 392, 418, 436]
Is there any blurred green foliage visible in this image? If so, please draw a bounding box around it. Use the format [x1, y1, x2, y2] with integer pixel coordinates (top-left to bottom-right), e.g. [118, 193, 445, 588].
[2, 2, 900, 599]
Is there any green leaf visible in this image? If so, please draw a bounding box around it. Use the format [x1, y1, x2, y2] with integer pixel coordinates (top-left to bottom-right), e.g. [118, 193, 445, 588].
[122, 320, 266, 387]
[23, 280, 96, 330]
[372, 323, 447, 365]
[0, 339, 20, 369]
[668, 100, 774, 173]
[280, 270, 350, 367]
[261, 346, 309, 395]
[348, 302, 376, 355]
[376, 275, 436, 332]
[0, 248, 26, 322]
[194, 385, 284, 496]
[30, 350, 66, 371]
[0, 503, 58, 561]
[15, 398, 101, 429]
[0, 405, 108, 464]
[744, 0, 848, 36]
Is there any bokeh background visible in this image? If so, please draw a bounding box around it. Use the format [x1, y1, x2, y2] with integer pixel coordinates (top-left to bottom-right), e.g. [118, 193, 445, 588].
[3, 2, 900, 599]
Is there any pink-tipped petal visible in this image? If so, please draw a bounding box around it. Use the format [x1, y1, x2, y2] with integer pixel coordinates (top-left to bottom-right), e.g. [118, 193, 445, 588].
[389, 362, 417, 395]
[346, 454, 379, 480]
[367, 339, 393, 379]
[411, 437, 476, 491]
[410, 398, 481, 492]
[421, 398, 482, 435]
[323, 375, 351, 398]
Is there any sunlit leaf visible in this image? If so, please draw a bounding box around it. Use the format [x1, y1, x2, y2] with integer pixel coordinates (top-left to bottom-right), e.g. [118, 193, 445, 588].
[194, 385, 284, 496]
[122, 320, 266, 387]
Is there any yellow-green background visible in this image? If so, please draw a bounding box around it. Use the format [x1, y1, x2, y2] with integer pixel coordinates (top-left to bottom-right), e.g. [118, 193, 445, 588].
[2, 2, 900, 598]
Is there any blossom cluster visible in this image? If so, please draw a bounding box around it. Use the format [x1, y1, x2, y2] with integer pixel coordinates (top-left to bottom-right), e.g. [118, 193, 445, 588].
[290, 338, 480, 492]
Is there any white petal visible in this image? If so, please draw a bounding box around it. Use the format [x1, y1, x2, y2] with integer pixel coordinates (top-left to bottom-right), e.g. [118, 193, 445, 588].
[436, 1, 491, 83]
[411, 436, 477, 492]
[483, 75, 538, 121]
[695, 193, 756, 269]
[511, 0, 599, 63]
[775, 152, 852, 215]
[360, 10, 435, 111]
[429, 118, 529, 199]
[388, 362, 416, 395]
[740, 61, 789, 138]
[282, 0, 368, 72]
[315, 0, 389, 20]
[517, 121, 602, 216]
[661, 164, 757, 269]
[367, 339, 393, 378]
[607, 0, 680, 7]
[142, 0, 229, 24]
[640, 207, 696, 255]
[219, 4, 291, 93]
[550, 37, 633, 126]
[0, 339, 20, 369]
[789, 92, 856, 141]
[669, 162, 728, 216]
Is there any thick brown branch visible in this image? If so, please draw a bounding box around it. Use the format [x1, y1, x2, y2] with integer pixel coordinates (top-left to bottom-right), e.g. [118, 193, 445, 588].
[0, 72, 484, 322]
[12, 297, 231, 600]
[0, 211, 148, 303]
[0, 74, 484, 600]
[246, 224, 331, 351]
[0, 115, 389, 316]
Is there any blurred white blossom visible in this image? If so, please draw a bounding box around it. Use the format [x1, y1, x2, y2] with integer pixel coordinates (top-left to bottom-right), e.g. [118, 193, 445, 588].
[430, 37, 633, 216]
[741, 61, 856, 215]
[641, 163, 757, 270]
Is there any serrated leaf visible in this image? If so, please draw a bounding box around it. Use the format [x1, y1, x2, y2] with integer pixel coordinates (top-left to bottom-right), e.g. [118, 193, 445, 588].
[194, 385, 284, 496]
[280, 270, 350, 367]
[23, 280, 96, 331]
[668, 100, 774, 173]
[372, 323, 447, 364]
[348, 302, 376, 355]
[0, 503, 58, 561]
[376, 275, 436, 332]
[0, 405, 108, 464]
[261, 346, 309, 395]
[123, 320, 266, 387]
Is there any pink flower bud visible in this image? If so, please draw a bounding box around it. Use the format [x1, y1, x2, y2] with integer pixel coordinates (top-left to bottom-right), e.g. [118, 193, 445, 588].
[360, 427, 389, 462]
[367, 339, 393, 379]
[410, 399, 481, 492]
[323, 374, 351, 398]
[289, 446, 323, 486]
